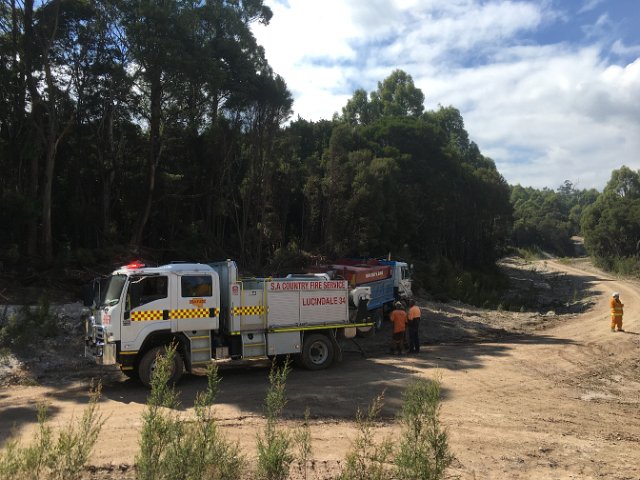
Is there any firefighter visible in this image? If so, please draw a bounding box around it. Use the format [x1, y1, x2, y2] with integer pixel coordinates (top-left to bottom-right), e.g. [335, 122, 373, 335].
[407, 299, 421, 353]
[389, 301, 408, 355]
[610, 292, 624, 332]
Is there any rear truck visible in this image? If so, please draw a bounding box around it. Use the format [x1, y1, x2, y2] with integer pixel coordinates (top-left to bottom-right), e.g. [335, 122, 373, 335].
[84, 260, 372, 386]
[309, 258, 413, 332]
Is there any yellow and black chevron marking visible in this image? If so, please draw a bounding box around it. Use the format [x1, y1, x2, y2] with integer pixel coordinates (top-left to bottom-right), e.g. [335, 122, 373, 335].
[170, 308, 219, 319]
[232, 305, 267, 316]
[131, 310, 163, 321]
[131, 308, 219, 322]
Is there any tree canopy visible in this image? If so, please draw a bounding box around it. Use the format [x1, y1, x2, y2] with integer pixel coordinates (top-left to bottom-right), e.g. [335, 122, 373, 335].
[0, 0, 513, 281]
[581, 166, 640, 273]
[510, 181, 598, 256]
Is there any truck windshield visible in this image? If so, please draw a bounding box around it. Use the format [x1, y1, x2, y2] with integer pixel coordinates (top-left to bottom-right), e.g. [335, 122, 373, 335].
[102, 275, 126, 307]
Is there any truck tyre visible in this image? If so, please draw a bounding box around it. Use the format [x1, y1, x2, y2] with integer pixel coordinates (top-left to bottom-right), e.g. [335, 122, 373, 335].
[373, 308, 384, 331]
[301, 334, 334, 370]
[138, 345, 184, 388]
[357, 308, 383, 337]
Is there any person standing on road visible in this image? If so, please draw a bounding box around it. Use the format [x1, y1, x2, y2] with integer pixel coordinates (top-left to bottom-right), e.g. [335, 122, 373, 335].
[407, 299, 421, 353]
[390, 301, 408, 355]
[610, 292, 624, 332]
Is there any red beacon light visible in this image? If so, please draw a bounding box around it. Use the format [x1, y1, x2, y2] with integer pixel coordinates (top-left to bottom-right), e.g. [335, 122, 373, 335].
[125, 260, 145, 269]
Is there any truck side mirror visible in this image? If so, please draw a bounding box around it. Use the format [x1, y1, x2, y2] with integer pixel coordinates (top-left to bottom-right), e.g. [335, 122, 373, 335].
[81, 284, 94, 308]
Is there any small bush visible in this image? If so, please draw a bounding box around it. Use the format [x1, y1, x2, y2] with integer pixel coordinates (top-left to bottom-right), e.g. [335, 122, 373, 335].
[0, 301, 60, 349]
[136, 345, 242, 480]
[256, 358, 294, 480]
[136, 345, 183, 480]
[338, 393, 392, 480]
[293, 408, 313, 480]
[0, 383, 104, 480]
[394, 378, 452, 480]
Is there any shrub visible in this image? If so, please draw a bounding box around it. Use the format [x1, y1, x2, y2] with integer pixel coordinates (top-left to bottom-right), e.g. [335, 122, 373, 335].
[292, 407, 313, 480]
[338, 393, 392, 480]
[394, 378, 452, 480]
[136, 345, 242, 480]
[0, 301, 60, 349]
[256, 358, 294, 480]
[0, 383, 104, 480]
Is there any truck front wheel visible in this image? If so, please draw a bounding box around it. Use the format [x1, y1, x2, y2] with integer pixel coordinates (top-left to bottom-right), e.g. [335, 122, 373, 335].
[301, 334, 334, 370]
[138, 345, 184, 387]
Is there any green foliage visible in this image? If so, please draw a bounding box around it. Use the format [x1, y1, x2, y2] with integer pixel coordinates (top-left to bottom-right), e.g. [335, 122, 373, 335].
[510, 181, 598, 256]
[513, 247, 546, 262]
[256, 359, 294, 480]
[0, 302, 60, 349]
[338, 393, 393, 480]
[418, 256, 509, 305]
[136, 347, 243, 480]
[0, 383, 104, 480]
[136, 346, 182, 480]
[582, 166, 640, 275]
[394, 379, 452, 480]
[293, 408, 313, 480]
[2, 0, 512, 290]
[266, 240, 308, 274]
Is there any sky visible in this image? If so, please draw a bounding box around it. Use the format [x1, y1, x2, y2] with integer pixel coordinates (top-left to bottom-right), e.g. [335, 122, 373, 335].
[251, 0, 640, 191]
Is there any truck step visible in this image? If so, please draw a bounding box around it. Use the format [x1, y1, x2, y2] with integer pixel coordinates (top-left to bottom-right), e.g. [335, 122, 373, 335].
[242, 332, 267, 358]
[185, 331, 212, 365]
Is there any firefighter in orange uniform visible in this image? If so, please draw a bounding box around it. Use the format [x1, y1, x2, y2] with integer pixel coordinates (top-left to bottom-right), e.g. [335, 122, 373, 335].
[407, 299, 421, 353]
[610, 292, 624, 332]
[390, 301, 408, 355]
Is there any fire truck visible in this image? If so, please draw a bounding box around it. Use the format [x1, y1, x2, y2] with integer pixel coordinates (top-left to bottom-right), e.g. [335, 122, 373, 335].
[84, 260, 372, 386]
[309, 258, 413, 331]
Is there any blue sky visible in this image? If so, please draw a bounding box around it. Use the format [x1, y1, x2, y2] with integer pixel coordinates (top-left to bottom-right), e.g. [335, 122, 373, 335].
[252, 0, 640, 190]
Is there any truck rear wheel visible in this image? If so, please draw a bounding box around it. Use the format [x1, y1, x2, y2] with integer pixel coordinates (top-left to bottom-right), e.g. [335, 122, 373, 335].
[301, 334, 334, 370]
[138, 345, 184, 387]
[373, 308, 384, 331]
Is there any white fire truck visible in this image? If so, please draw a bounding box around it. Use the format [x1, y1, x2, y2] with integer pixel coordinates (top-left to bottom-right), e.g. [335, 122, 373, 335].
[84, 260, 372, 386]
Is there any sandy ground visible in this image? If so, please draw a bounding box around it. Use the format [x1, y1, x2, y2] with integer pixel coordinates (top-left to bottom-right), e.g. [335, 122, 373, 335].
[1, 257, 639, 479]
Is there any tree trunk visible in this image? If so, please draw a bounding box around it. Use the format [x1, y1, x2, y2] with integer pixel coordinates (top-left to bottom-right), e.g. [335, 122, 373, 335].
[131, 72, 162, 248]
[22, 0, 39, 259]
[41, 130, 56, 264]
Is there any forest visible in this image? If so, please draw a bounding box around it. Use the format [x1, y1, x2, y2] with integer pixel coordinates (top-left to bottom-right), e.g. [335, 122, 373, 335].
[1, 0, 638, 302]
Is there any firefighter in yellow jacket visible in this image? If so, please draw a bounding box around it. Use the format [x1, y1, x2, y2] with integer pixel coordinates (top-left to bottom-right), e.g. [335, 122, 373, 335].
[610, 292, 624, 332]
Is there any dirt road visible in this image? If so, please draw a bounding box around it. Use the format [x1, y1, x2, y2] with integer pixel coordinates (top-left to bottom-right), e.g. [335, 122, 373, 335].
[1, 258, 640, 479]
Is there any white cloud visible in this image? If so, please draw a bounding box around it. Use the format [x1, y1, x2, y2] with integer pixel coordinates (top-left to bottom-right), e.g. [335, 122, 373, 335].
[578, 0, 604, 14]
[611, 39, 640, 57]
[253, 0, 640, 190]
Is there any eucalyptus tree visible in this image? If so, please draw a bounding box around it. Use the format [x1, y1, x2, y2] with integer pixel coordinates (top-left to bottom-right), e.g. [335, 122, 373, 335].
[370, 69, 424, 118]
[582, 166, 640, 268]
[116, 0, 274, 250]
[0, 0, 83, 264]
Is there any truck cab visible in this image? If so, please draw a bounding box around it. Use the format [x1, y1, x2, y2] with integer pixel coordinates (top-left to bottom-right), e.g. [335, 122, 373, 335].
[379, 260, 413, 299]
[85, 261, 219, 383]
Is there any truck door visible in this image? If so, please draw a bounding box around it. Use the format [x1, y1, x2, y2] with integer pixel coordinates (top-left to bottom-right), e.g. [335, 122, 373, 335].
[399, 265, 413, 297]
[174, 273, 219, 332]
[121, 274, 170, 350]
